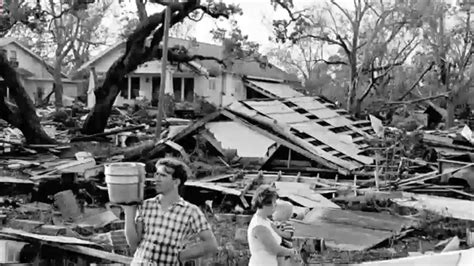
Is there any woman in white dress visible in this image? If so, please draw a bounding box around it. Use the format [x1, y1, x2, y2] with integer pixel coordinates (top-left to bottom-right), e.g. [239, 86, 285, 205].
[247, 185, 299, 266]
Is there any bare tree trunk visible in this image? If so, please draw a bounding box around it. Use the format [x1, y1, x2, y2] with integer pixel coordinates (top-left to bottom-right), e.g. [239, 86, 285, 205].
[346, 60, 358, 114]
[135, 0, 148, 22]
[0, 53, 56, 144]
[53, 60, 64, 109]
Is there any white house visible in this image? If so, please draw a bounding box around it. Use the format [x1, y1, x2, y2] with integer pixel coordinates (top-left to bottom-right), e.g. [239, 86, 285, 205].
[75, 37, 300, 110]
[0, 38, 81, 105]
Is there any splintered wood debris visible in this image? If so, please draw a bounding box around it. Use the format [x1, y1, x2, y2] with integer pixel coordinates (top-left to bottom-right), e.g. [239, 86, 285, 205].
[0, 93, 474, 265]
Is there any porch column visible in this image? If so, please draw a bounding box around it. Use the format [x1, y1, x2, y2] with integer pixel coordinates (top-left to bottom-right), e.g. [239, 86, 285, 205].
[87, 69, 96, 109]
[164, 69, 173, 96]
[127, 76, 131, 100]
[180, 77, 185, 101]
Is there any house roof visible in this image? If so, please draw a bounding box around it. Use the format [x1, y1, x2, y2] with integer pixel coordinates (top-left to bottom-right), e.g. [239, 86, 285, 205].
[16, 67, 35, 77]
[75, 41, 125, 73]
[244, 79, 304, 98]
[0, 37, 69, 79]
[76, 37, 299, 82]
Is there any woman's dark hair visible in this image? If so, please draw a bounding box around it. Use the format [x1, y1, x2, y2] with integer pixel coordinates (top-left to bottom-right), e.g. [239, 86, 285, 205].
[252, 185, 278, 209]
[146, 157, 191, 186]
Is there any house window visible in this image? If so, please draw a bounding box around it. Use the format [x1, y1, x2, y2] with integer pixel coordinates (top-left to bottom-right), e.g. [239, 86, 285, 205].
[9, 50, 17, 60]
[151, 76, 161, 106]
[172, 77, 194, 102]
[121, 76, 140, 99]
[131, 77, 140, 99]
[184, 78, 194, 102]
[221, 75, 227, 94]
[209, 77, 216, 91]
[173, 77, 182, 102]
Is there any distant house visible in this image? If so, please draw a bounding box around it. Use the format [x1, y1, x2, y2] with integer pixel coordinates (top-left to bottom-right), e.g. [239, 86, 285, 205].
[75, 37, 300, 110]
[0, 38, 80, 105]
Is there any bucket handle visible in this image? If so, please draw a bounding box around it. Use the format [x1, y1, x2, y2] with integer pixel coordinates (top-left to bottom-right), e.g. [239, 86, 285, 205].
[137, 163, 146, 202]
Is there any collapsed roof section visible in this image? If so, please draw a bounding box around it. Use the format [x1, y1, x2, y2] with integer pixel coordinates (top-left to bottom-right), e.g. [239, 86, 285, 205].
[224, 97, 375, 174]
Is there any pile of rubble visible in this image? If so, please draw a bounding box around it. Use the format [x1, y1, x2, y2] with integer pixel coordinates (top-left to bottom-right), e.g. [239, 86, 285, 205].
[0, 96, 473, 265]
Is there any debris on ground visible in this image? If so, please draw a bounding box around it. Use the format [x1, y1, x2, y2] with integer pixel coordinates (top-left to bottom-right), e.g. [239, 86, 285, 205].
[1, 96, 473, 265]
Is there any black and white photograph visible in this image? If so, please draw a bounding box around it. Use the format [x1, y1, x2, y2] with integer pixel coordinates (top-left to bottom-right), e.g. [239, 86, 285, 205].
[0, 0, 473, 265]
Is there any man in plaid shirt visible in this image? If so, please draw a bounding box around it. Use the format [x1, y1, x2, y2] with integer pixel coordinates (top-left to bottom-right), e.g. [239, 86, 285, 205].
[122, 158, 218, 265]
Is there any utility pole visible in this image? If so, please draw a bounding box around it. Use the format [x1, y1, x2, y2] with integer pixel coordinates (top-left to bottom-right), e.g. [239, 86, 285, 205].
[155, 1, 172, 139]
[438, 3, 455, 128]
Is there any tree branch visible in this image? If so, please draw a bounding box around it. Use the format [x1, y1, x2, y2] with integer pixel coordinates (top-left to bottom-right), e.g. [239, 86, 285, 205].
[397, 62, 435, 101]
[387, 93, 449, 105]
[362, 61, 403, 73]
[297, 34, 344, 47]
[167, 51, 226, 67]
[271, 0, 307, 22]
[193, 5, 233, 19]
[331, 0, 356, 26]
[314, 58, 348, 65]
[76, 39, 106, 46]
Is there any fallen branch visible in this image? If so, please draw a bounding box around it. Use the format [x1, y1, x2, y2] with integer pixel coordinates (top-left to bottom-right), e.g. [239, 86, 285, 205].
[71, 125, 146, 142]
[397, 163, 474, 187]
[387, 93, 449, 105]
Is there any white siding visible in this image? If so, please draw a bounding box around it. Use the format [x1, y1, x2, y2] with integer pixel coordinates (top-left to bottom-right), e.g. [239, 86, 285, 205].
[221, 73, 245, 106]
[2, 43, 52, 79]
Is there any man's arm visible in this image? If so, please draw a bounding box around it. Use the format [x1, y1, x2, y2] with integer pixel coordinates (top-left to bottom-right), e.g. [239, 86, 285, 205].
[122, 205, 143, 252]
[178, 229, 218, 262]
[179, 206, 218, 262]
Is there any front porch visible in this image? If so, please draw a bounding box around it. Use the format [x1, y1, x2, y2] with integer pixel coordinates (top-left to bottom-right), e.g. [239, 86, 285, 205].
[112, 61, 197, 107]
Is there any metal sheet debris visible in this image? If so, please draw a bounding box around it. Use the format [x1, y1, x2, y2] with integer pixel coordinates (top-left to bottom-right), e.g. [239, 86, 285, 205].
[274, 182, 340, 209]
[393, 192, 474, 221]
[353, 248, 474, 266]
[292, 219, 393, 251]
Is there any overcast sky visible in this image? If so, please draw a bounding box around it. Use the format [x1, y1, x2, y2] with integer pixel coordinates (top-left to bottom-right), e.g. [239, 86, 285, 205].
[104, 0, 319, 52]
[100, 0, 461, 57]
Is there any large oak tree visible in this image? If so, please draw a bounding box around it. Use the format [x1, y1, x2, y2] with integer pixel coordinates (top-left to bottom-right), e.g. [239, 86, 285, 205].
[81, 0, 243, 134]
[0, 0, 56, 144]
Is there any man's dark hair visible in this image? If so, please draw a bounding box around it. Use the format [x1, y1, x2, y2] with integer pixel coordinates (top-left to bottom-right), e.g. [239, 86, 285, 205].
[147, 157, 191, 186]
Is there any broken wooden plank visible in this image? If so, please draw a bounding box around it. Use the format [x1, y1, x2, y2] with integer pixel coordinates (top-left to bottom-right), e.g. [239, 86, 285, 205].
[184, 181, 241, 196]
[76, 210, 119, 229]
[144, 111, 221, 160]
[0, 176, 34, 184]
[399, 164, 474, 187]
[0, 228, 100, 247]
[424, 133, 474, 152]
[164, 140, 190, 163]
[70, 125, 146, 142]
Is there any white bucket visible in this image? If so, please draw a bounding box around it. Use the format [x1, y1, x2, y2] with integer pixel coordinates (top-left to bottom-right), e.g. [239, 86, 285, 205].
[105, 163, 145, 204]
